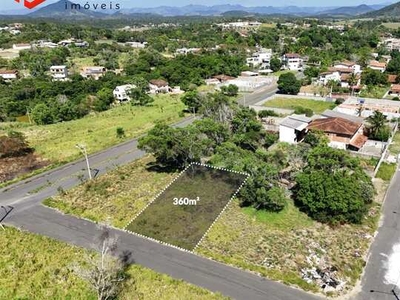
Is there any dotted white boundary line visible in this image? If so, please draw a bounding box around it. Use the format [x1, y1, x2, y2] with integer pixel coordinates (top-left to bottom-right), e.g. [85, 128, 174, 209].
[123, 162, 249, 253]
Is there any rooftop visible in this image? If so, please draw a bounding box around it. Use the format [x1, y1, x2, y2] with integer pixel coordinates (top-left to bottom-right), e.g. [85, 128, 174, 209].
[280, 114, 312, 130]
[321, 109, 364, 124]
[307, 117, 361, 136]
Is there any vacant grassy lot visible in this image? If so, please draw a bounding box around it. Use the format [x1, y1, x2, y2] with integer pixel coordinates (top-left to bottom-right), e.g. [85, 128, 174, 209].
[45, 156, 178, 228]
[196, 200, 380, 295]
[360, 86, 389, 99]
[264, 98, 335, 114]
[376, 162, 397, 181]
[126, 165, 246, 250]
[46, 156, 381, 296]
[0, 227, 226, 300]
[0, 95, 184, 163]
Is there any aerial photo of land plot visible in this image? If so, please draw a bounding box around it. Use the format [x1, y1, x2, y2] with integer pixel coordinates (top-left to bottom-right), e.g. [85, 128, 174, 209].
[126, 164, 247, 250]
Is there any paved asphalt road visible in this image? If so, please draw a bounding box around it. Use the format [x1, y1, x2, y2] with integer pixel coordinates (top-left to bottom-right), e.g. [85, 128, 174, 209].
[0, 92, 322, 300]
[355, 167, 400, 300]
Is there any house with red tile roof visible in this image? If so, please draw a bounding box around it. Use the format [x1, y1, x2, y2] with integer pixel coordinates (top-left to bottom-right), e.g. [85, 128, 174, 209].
[307, 117, 366, 151]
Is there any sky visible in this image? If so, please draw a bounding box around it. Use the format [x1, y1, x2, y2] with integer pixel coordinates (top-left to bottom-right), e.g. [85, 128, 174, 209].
[1, 0, 397, 10]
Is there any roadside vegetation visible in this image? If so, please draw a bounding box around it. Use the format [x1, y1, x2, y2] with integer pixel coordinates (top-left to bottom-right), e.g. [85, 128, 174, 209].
[0, 227, 226, 300]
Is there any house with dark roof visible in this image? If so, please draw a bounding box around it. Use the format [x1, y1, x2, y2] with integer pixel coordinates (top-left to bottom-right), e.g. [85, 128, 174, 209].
[307, 117, 367, 150]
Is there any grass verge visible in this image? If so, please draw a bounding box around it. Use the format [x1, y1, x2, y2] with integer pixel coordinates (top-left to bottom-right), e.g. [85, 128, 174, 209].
[264, 98, 335, 114]
[375, 162, 397, 181]
[0, 226, 226, 300]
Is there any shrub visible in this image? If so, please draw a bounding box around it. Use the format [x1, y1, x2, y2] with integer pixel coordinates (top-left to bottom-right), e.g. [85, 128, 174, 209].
[116, 127, 125, 138]
[258, 110, 279, 118]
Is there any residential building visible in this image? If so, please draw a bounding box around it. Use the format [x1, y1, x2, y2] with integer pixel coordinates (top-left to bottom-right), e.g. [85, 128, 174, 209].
[12, 43, 31, 50]
[307, 117, 366, 150]
[216, 21, 262, 30]
[205, 78, 220, 85]
[125, 41, 147, 48]
[149, 79, 170, 94]
[317, 71, 341, 86]
[246, 48, 272, 69]
[388, 74, 398, 84]
[340, 73, 361, 89]
[0, 69, 18, 81]
[212, 74, 236, 83]
[368, 60, 386, 72]
[389, 84, 400, 97]
[175, 48, 201, 55]
[80, 66, 106, 80]
[333, 61, 361, 74]
[279, 114, 312, 144]
[335, 98, 400, 120]
[282, 53, 303, 71]
[50, 65, 68, 81]
[113, 84, 135, 102]
[383, 38, 400, 52]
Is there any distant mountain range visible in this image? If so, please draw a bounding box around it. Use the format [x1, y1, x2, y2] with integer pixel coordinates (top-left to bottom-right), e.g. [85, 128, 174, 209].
[362, 1, 400, 17]
[0, 0, 398, 19]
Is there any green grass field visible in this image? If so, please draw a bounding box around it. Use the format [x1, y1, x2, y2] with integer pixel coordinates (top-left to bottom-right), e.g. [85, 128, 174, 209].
[0, 227, 226, 300]
[45, 156, 380, 296]
[359, 86, 389, 99]
[0, 95, 185, 163]
[376, 162, 397, 181]
[264, 98, 335, 113]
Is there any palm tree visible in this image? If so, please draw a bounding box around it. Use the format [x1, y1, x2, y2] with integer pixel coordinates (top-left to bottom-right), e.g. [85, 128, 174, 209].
[367, 111, 387, 136]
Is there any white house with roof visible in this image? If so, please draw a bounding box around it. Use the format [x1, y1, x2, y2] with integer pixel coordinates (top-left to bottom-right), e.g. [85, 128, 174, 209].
[0, 69, 18, 81]
[50, 65, 68, 81]
[317, 71, 341, 86]
[333, 61, 361, 74]
[246, 48, 272, 69]
[282, 53, 303, 71]
[279, 114, 312, 144]
[368, 60, 387, 72]
[12, 43, 31, 50]
[113, 84, 135, 102]
[125, 41, 147, 48]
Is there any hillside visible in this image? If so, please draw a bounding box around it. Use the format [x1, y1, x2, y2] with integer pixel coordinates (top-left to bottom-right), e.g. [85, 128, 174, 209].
[362, 1, 400, 17]
[28, 0, 106, 18]
[316, 4, 375, 17]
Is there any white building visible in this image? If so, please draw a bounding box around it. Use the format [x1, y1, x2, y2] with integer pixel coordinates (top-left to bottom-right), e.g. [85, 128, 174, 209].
[219, 76, 273, 92]
[175, 48, 201, 55]
[216, 21, 262, 30]
[317, 71, 341, 86]
[333, 61, 361, 74]
[279, 114, 312, 144]
[113, 84, 135, 102]
[125, 41, 147, 48]
[368, 60, 387, 72]
[0, 69, 18, 81]
[149, 79, 170, 94]
[246, 48, 272, 69]
[50, 65, 68, 81]
[383, 38, 400, 52]
[282, 53, 303, 71]
[12, 43, 31, 50]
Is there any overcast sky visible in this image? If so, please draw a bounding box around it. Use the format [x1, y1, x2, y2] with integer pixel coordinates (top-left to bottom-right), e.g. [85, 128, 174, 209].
[2, 0, 396, 10]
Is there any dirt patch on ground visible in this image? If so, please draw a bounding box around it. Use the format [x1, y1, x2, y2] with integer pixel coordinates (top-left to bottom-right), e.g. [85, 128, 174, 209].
[0, 154, 49, 183]
[372, 178, 389, 204]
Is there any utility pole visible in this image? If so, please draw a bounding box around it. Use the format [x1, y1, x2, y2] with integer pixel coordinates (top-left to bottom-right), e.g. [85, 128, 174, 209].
[76, 144, 92, 180]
